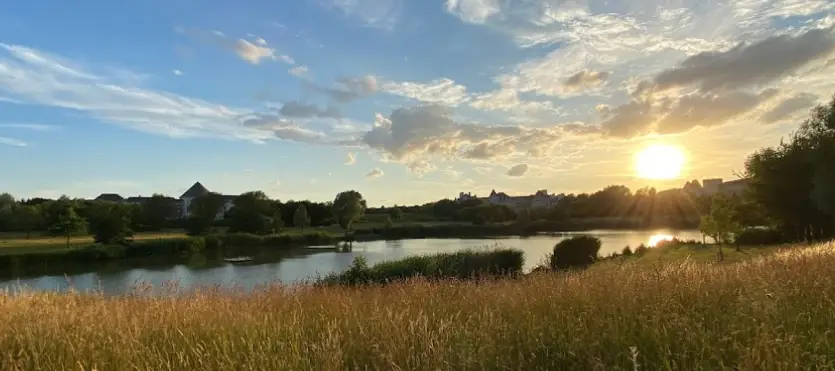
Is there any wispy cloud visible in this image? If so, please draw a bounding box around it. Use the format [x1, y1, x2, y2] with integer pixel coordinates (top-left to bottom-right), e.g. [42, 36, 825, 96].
[345, 152, 357, 165]
[173, 69, 183, 76]
[322, 0, 403, 29]
[366, 167, 384, 179]
[176, 27, 293, 65]
[0, 43, 331, 143]
[0, 136, 26, 147]
[0, 123, 58, 131]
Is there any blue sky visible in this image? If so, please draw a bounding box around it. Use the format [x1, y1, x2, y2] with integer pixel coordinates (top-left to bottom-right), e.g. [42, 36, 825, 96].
[1, 0, 834, 206]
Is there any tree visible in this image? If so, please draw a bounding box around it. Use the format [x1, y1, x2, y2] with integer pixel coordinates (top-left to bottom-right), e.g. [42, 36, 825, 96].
[87, 203, 133, 244]
[272, 214, 285, 233]
[333, 190, 366, 233]
[142, 194, 175, 230]
[517, 208, 531, 227]
[12, 205, 43, 239]
[0, 193, 14, 231]
[228, 191, 274, 234]
[389, 207, 404, 221]
[186, 192, 226, 236]
[383, 215, 393, 229]
[190, 192, 227, 220]
[49, 207, 87, 248]
[293, 205, 310, 232]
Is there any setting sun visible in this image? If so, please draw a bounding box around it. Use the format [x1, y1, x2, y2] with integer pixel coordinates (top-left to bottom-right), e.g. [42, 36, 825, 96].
[634, 144, 686, 180]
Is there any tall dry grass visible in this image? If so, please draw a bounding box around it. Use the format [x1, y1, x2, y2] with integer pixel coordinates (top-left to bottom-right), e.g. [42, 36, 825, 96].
[1, 243, 834, 370]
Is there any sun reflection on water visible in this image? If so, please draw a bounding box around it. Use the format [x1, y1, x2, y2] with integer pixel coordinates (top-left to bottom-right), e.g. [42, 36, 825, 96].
[647, 234, 674, 247]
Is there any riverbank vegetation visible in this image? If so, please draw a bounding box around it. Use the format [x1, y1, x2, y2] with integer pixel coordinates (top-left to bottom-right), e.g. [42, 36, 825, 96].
[0, 241, 831, 370]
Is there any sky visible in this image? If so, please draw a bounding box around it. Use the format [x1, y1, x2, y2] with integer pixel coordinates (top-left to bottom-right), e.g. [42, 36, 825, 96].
[1, 0, 834, 206]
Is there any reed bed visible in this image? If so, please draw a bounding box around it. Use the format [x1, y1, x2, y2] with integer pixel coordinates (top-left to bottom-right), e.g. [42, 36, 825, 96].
[0, 243, 833, 370]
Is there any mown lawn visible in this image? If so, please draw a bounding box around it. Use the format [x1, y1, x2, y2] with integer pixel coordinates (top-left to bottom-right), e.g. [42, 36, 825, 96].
[0, 242, 832, 370]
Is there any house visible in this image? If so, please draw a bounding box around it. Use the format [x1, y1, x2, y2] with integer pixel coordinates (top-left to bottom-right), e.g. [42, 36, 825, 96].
[94, 182, 236, 220]
[680, 178, 750, 197]
[455, 189, 564, 211]
[178, 182, 235, 220]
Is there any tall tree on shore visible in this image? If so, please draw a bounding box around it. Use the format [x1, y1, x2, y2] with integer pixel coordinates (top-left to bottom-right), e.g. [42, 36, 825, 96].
[49, 207, 87, 248]
[186, 192, 227, 236]
[333, 190, 366, 233]
[293, 205, 310, 232]
[88, 203, 133, 244]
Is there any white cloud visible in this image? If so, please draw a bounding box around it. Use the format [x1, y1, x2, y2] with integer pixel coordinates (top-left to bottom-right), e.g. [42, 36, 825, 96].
[366, 167, 384, 179]
[178, 27, 291, 65]
[289, 65, 309, 77]
[234, 39, 276, 65]
[173, 69, 183, 76]
[323, 0, 403, 29]
[0, 43, 338, 143]
[345, 152, 357, 165]
[0, 123, 57, 131]
[445, 0, 500, 24]
[0, 136, 26, 147]
[380, 78, 469, 106]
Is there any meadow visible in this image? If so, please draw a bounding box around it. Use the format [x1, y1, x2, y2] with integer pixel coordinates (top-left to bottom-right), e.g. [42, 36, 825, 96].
[0, 242, 832, 370]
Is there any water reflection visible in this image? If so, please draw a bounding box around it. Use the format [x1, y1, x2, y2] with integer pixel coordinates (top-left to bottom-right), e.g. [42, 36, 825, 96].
[0, 229, 703, 295]
[647, 234, 674, 247]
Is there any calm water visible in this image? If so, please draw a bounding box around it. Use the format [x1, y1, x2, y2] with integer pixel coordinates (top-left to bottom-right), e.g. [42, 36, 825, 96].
[0, 229, 701, 295]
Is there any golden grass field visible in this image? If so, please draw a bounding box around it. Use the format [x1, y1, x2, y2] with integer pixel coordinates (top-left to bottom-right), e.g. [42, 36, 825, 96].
[0, 242, 833, 370]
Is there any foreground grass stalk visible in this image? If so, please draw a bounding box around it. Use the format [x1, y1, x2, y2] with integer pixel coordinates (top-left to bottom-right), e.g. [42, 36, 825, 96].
[1, 244, 834, 370]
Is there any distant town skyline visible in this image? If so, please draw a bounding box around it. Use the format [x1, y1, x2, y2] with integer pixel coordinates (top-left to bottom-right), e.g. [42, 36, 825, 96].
[2, 0, 833, 206]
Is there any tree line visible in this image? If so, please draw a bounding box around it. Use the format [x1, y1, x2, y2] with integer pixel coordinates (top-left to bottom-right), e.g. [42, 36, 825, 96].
[0, 190, 368, 247]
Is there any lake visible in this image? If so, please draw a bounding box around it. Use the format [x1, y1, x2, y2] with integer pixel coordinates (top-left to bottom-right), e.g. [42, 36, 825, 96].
[0, 229, 702, 295]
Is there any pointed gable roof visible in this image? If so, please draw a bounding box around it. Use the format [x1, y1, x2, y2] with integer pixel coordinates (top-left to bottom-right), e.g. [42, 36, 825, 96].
[180, 182, 210, 199]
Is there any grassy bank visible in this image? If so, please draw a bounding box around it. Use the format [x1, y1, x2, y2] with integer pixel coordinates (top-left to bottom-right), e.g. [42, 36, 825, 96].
[0, 242, 832, 370]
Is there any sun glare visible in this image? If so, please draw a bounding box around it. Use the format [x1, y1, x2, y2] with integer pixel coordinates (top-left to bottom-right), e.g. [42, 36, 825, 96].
[634, 144, 685, 180]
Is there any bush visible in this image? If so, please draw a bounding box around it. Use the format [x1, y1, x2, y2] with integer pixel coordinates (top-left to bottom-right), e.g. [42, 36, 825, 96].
[735, 228, 786, 245]
[323, 248, 525, 285]
[549, 236, 601, 270]
[634, 244, 649, 255]
[621, 245, 633, 256]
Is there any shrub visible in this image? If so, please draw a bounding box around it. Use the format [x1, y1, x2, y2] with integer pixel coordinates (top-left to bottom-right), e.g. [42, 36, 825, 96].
[549, 236, 601, 270]
[324, 248, 524, 285]
[634, 244, 649, 255]
[622, 245, 633, 256]
[735, 228, 786, 245]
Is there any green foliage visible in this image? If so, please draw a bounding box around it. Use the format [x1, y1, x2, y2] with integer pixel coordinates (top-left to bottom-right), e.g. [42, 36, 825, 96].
[323, 248, 525, 285]
[634, 244, 649, 255]
[746, 95, 835, 241]
[734, 228, 786, 245]
[272, 215, 285, 233]
[516, 208, 531, 226]
[49, 207, 88, 248]
[621, 245, 633, 256]
[228, 191, 275, 235]
[142, 194, 176, 230]
[383, 216, 393, 229]
[12, 205, 43, 238]
[185, 216, 213, 236]
[549, 236, 601, 270]
[388, 207, 403, 221]
[699, 194, 741, 244]
[333, 190, 366, 232]
[87, 203, 133, 245]
[293, 205, 310, 231]
[190, 192, 227, 220]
